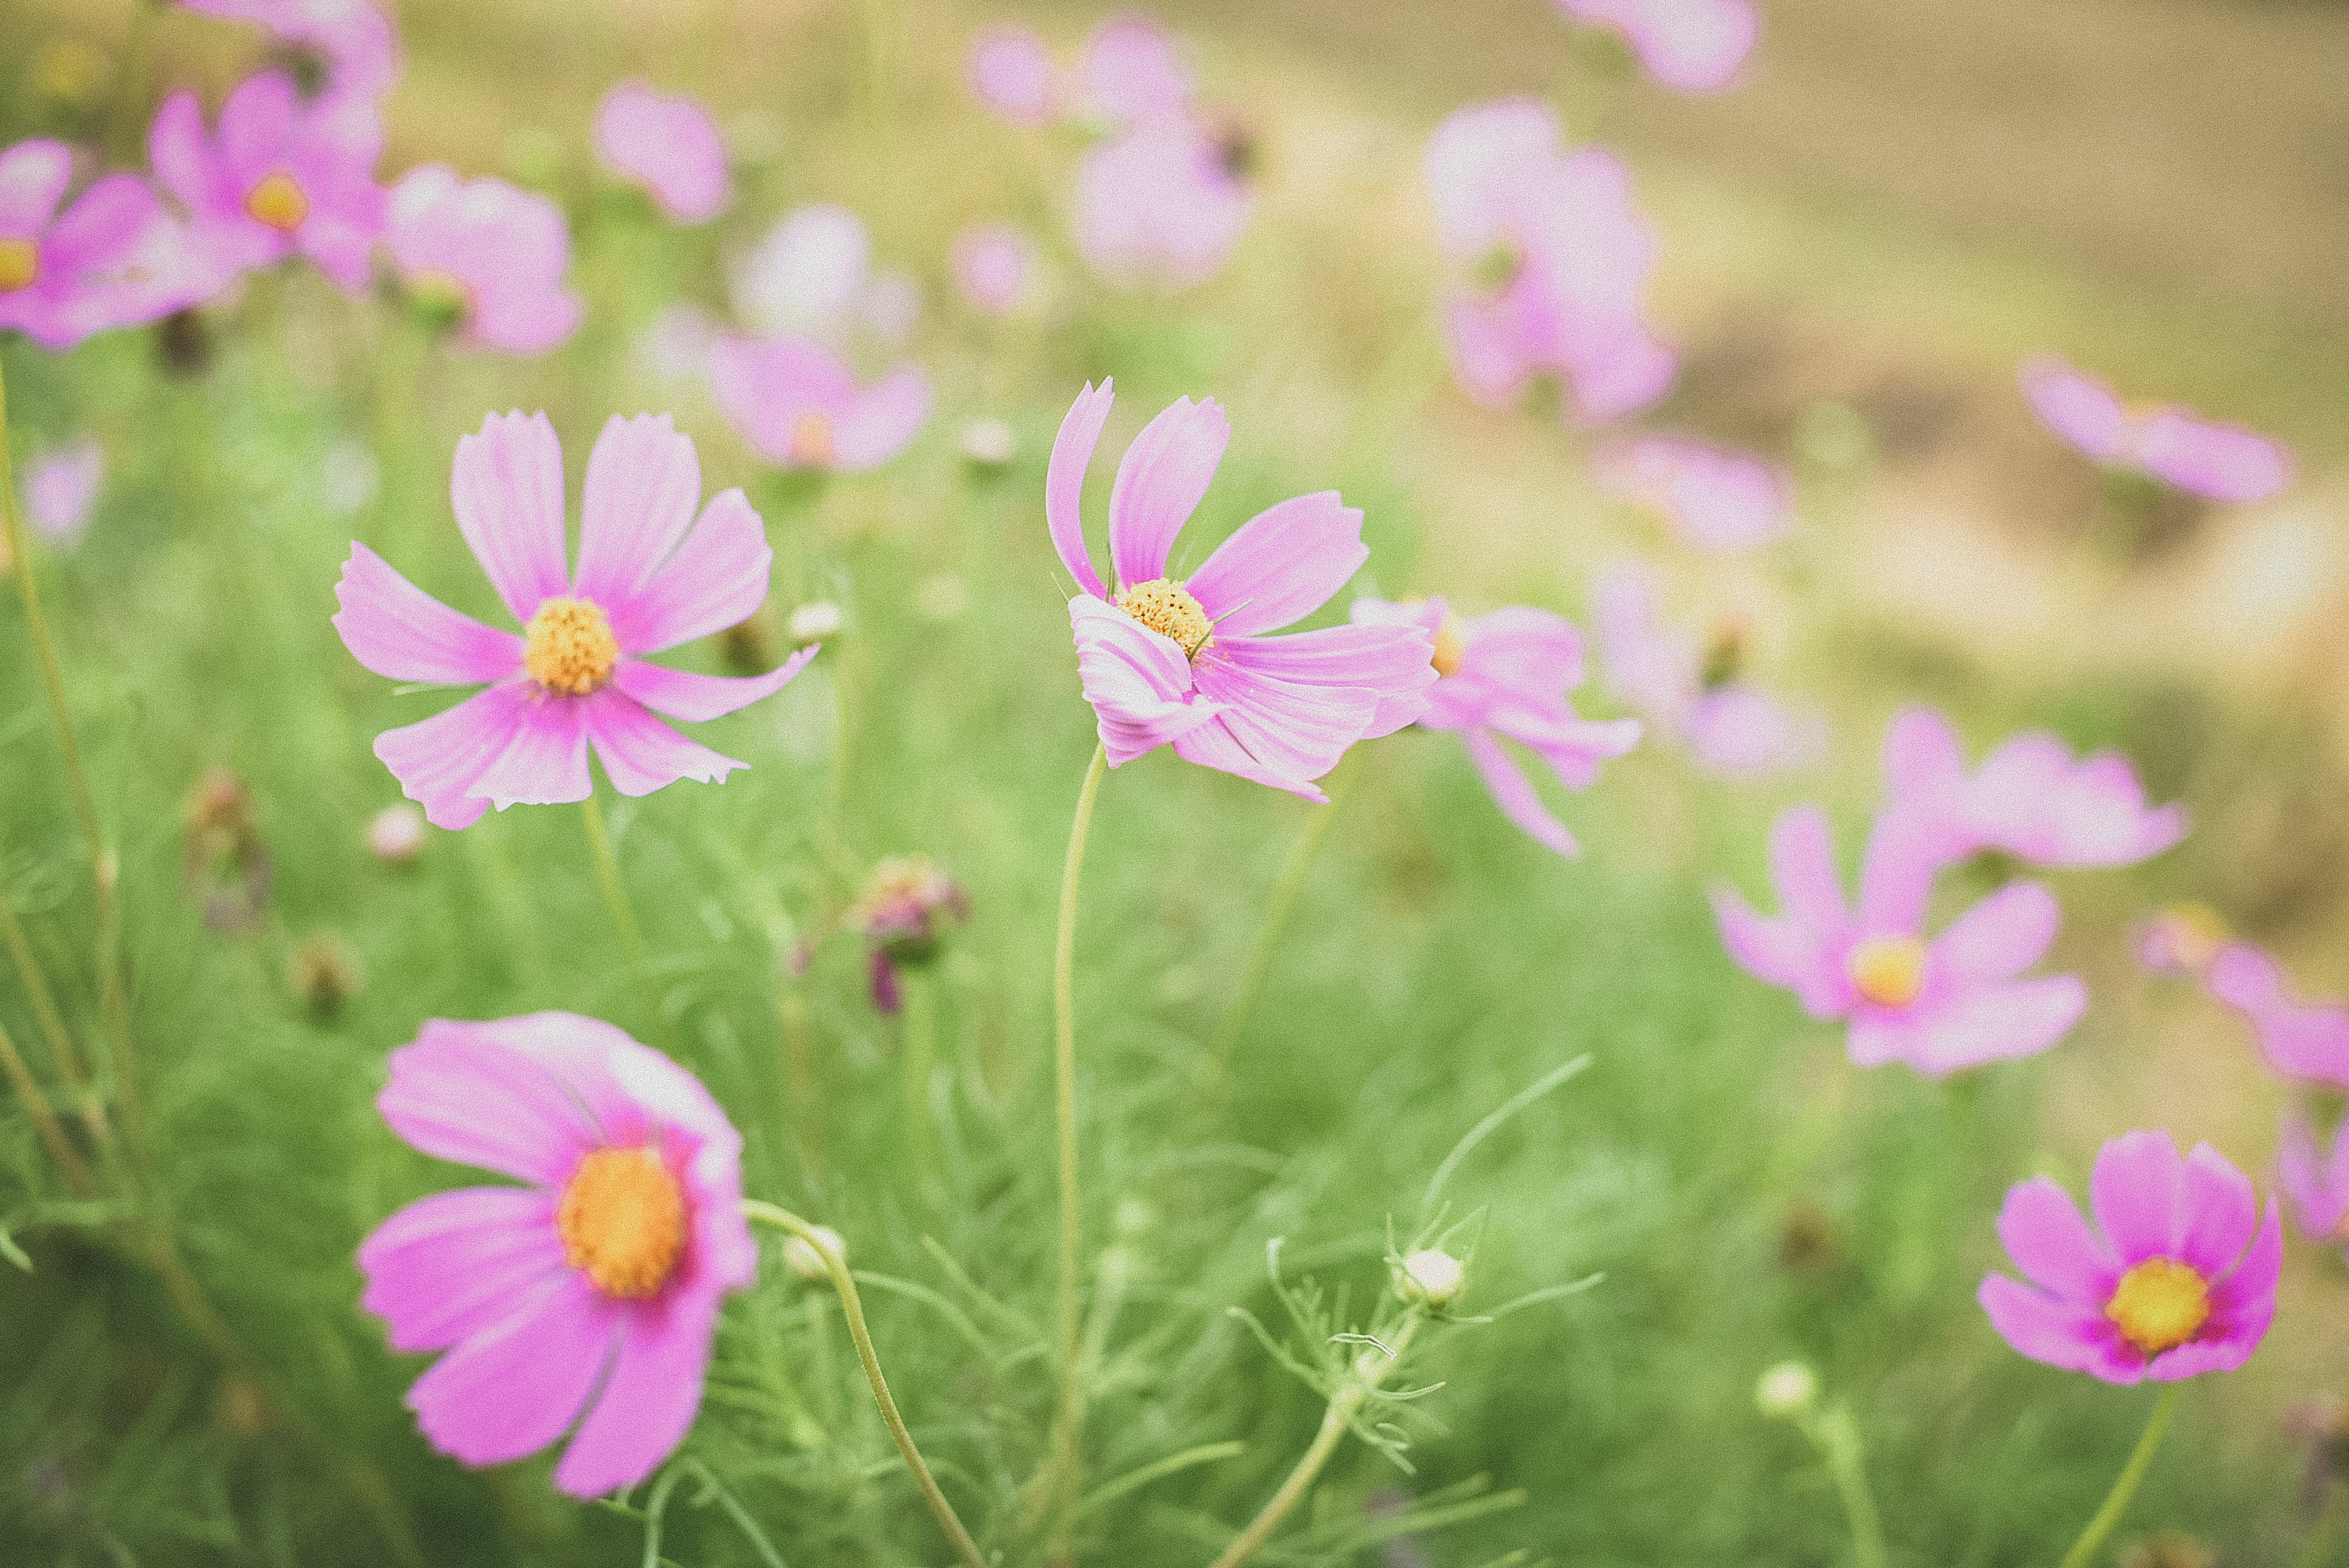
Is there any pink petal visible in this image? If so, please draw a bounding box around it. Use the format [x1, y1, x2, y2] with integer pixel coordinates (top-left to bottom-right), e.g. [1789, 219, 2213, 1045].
[374, 683, 541, 831]
[467, 691, 593, 811]
[2278, 1114, 2349, 1239]
[0, 140, 72, 234]
[1170, 715, 1330, 800]
[1710, 885, 1831, 1009]
[358, 1187, 568, 1352]
[572, 413, 704, 614]
[148, 91, 222, 217]
[1212, 622, 1435, 739]
[583, 689, 745, 797]
[1979, 1274, 2140, 1384]
[333, 542, 524, 685]
[2207, 943, 2349, 1086]
[1997, 1176, 2119, 1307]
[1883, 704, 1964, 804]
[968, 26, 1057, 126]
[1855, 809, 1937, 934]
[219, 72, 300, 182]
[1184, 491, 1367, 637]
[2020, 356, 2128, 464]
[1900, 975, 2084, 1075]
[553, 1295, 720, 1496]
[378, 1018, 604, 1183]
[1106, 396, 1228, 590]
[614, 646, 817, 723]
[1188, 654, 1381, 791]
[1934, 881, 2062, 984]
[830, 363, 932, 472]
[405, 1274, 617, 1467]
[609, 488, 772, 656]
[1077, 11, 1193, 126]
[451, 412, 571, 624]
[1068, 596, 1220, 765]
[1462, 727, 1579, 856]
[1046, 380, 1115, 598]
[2091, 1129, 2187, 1266]
[1423, 98, 1560, 257]
[2174, 1142, 2258, 1280]
[2137, 413, 2291, 504]
[1769, 805, 1848, 945]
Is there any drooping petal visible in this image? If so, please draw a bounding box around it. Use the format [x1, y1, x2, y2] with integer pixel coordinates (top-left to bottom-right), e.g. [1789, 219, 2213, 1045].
[358, 1187, 569, 1352]
[378, 1017, 606, 1183]
[1047, 380, 1114, 598]
[1462, 727, 1578, 856]
[572, 413, 704, 612]
[614, 646, 818, 723]
[466, 691, 593, 811]
[1979, 1274, 2140, 1384]
[405, 1274, 617, 1467]
[583, 689, 745, 797]
[1170, 715, 1328, 801]
[2090, 1129, 2187, 1265]
[1106, 396, 1228, 589]
[1211, 623, 1435, 739]
[1184, 491, 1367, 637]
[1995, 1176, 2119, 1308]
[1934, 881, 2062, 984]
[552, 1294, 720, 1497]
[1068, 597, 1220, 765]
[608, 488, 772, 655]
[333, 542, 524, 685]
[2174, 1142, 2259, 1280]
[451, 412, 571, 623]
[373, 683, 542, 831]
[1189, 652, 1382, 789]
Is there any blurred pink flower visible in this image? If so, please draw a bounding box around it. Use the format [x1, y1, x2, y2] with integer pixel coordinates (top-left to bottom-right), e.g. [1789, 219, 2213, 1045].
[358, 1013, 757, 1496]
[952, 221, 1037, 316]
[1590, 559, 1816, 778]
[1353, 596, 1639, 854]
[2130, 903, 2228, 978]
[0, 140, 211, 347]
[150, 70, 383, 294]
[1050, 380, 1434, 800]
[1597, 434, 1790, 552]
[1713, 805, 2087, 1075]
[178, 0, 399, 115]
[1073, 115, 1251, 290]
[1425, 101, 1674, 425]
[968, 24, 1058, 126]
[332, 412, 816, 829]
[2205, 943, 2349, 1089]
[1555, 0, 1758, 94]
[732, 204, 923, 347]
[2278, 1112, 2349, 1245]
[593, 82, 730, 225]
[1075, 12, 1194, 127]
[23, 437, 102, 544]
[1880, 705, 2185, 871]
[1980, 1129, 2279, 1384]
[387, 165, 581, 356]
[708, 336, 931, 473]
[2020, 355, 2291, 504]
[847, 856, 970, 1013]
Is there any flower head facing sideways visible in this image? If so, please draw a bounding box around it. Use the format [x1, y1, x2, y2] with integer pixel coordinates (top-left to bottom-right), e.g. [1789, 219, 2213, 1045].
[1713, 805, 2087, 1075]
[1352, 596, 1638, 855]
[0, 140, 210, 347]
[1050, 380, 1435, 800]
[1980, 1129, 2279, 1384]
[1555, 0, 1759, 94]
[358, 1013, 756, 1495]
[2205, 943, 2349, 1089]
[333, 412, 817, 830]
[1596, 434, 1790, 553]
[387, 166, 581, 355]
[2021, 355, 2291, 504]
[707, 336, 931, 473]
[593, 82, 731, 225]
[847, 856, 970, 1013]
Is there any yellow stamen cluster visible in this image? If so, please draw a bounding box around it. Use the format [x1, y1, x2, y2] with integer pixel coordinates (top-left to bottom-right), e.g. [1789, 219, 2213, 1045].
[557, 1146, 688, 1299]
[1847, 935, 1927, 1010]
[1117, 577, 1212, 657]
[787, 409, 837, 468]
[524, 597, 621, 696]
[2105, 1256, 2210, 1356]
[244, 170, 311, 234]
[0, 237, 37, 294]
[1431, 618, 1467, 679]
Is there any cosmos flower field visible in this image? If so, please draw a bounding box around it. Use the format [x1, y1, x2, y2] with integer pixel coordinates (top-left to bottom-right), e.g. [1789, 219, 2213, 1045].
[3, 0, 2347, 1564]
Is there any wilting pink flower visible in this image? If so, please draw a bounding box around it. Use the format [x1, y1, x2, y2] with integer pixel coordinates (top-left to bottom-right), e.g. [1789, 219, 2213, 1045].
[358, 1013, 757, 1495]
[708, 337, 930, 473]
[1050, 380, 1435, 799]
[1352, 596, 1638, 855]
[150, 70, 384, 294]
[333, 412, 817, 829]
[1425, 100, 1674, 425]
[1590, 559, 1816, 778]
[1597, 434, 1789, 552]
[1880, 704, 2185, 871]
[2021, 355, 2291, 504]
[177, 0, 399, 118]
[23, 437, 102, 544]
[969, 24, 1058, 126]
[1555, 0, 1758, 94]
[847, 856, 970, 1013]
[953, 221, 1037, 316]
[2205, 943, 2349, 1089]
[387, 166, 580, 356]
[0, 141, 209, 347]
[1980, 1129, 2280, 1384]
[593, 82, 730, 226]
[1073, 116, 1252, 290]
[2279, 1112, 2349, 1245]
[1713, 805, 2087, 1075]
[1075, 12, 1194, 127]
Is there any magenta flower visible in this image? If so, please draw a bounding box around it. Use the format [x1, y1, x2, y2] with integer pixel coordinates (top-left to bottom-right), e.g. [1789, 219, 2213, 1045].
[1980, 1130, 2280, 1384]
[1881, 704, 2185, 871]
[358, 1013, 757, 1496]
[387, 166, 580, 356]
[1590, 559, 1816, 778]
[0, 140, 210, 347]
[2279, 1112, 2349, 1245]
[332, 411, 817, 830]
[708, 336, 931, 473]
[2205, 943, 2349, 1089]
[1352, 596, 1638, 855]
[969, 24, 1058, 126]
[1050, 380, 1435, 800]
[2021, 355, 2291, 504]
[150, 70, 383, 294]
[1597, 434, 1790, 553]
[1555, 0, 1758, 94]
[1713, 805, 2087, 1075]
[593, 82, 730, 226]
[1073, 115, 1252, 290]
[1075, 11, 1194, 127]
[23, 437, 102, 544]
[1425, 100, 1674, 425]
[953, 220, 1038, 317]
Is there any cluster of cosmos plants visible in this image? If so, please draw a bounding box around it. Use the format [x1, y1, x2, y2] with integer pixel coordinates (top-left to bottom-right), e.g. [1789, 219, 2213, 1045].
[0, 0, 2337, 1563]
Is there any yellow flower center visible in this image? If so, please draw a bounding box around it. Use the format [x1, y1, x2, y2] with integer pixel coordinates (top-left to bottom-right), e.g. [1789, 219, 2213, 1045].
[244, 170, 311, 234]
[1431, 618, 1467, 679]
[1117, 577, 1212, 657]
[1847, 935, 1927, 1010]
[0, 238, 37, 294]
[788, 409, 836, 468]
[2105, 1256, 2211, 1356]
[556, 1146, 687, 1299]
[523, 597, 621, 696]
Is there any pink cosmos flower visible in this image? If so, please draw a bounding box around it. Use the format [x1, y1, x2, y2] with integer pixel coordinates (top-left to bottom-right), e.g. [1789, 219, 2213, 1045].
[1555, 0, 1758, 94]
[1073, 115, 1252, 291]
[1425, 100, 1674, 426]
[2205, 943, 2349, 1089]
[708, 337, 931, 473]
[593, 82, 730, 226]
[1880, 705, 2185, 872]
[1713, 805, 2087, 1075]
[969, 24, 1058, 126]
[358, 1013, 757, 1496]
[1596, 434, 1790, 552]
[332, 411, 817, 830]
[387, 166, 581, 356]
[0, 141, 210, 347]
[1351, 595, 1639, 855]
[23, 437, 102, 544]
[2020, 355, 2291, 504]
[953, 221, 1037, 317]
[1980, 1129, 2280, 1384]
[1050, 380, 1435, 800]
[1590, 559, 1816, 778]
[1075, 12, 1194, 127]
[2278, 1112, 2349, 1247]
[150, 70, 384, 294]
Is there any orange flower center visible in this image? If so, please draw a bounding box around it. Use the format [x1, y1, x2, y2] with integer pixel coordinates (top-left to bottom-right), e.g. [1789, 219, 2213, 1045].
[0, 238, 37, 294]
[788, 409, 837, 468]
[1117, 577, 1212, 657]
[2105, 1256, 2210, 1356]
[523, 597, 620, 696]
[556, 1146, 687, 1299]
[1431, 618, 1467, 679]
[1847, 935, 1927, 1009]
[244, 170, 311, 233]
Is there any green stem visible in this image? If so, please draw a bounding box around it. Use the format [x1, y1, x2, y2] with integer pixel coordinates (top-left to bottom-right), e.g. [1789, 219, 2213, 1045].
[0, 1017, 94, 1195]
[2058, 1384, 2182, 1568]
[1049, 743, 1108, 1564]
[579, 793, 648, 971]
[1809, 1406, 1889, 1568]
[900, 964, 936, 1184]
[741, 1202, 986, 1568]
[0, 898, 107, 1150]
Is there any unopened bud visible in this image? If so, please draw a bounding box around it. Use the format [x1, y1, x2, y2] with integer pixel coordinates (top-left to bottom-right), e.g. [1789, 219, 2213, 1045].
[782, 1224, 844, 1281]
[1756, 1360, 1819, 1418]
[787, 600, 843, 644]
[959, 417, 1017, 469]
[289, 934, 362, 1019]
[1394, 1248, 1465, 1310]
[367, 804, 426, 864]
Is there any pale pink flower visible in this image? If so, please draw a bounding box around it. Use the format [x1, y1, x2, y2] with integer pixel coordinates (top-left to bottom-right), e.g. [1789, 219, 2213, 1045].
[0, 140, 212, 347]
[731, 204, 896, 344]
[1050, 380, 1435, 800]
[332, 412, 817, 830]
[708, 337, 931, 473]
[2205, 943, 2349, 1089]
[593, 82, 731, 225]
[2021, 355, 2291, 504]
[1590, 558, 1816, 778]
[2278, 1112, 2349, 1246]
[1353, 596, 1639, 854]
[1596, 433, 1790, 552]
[358, 1013, 757, 1495]
[23, 437, 102, 544]
[969, 24, 1057, 126]
[1075, 12, 1194, 127]
[953, 221, 1037, 316]
[1073, 115, 1251, 290]
[387, 166, 581, 356]
[1556, 0, 1758, 94]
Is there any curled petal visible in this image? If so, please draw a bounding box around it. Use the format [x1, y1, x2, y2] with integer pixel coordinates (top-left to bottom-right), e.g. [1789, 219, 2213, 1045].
[1068, 597, 1219, 765]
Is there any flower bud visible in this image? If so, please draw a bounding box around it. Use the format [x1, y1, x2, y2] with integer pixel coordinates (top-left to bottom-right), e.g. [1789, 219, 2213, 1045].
[959, 416, 1018, 469]
[366, 804, 426, 864]
[1394, 1248, 1466, 1310]
[288, 933, 362, 1019]
[782, 1224, 844, 1281]
[788, 600, 843, 644]
[1755, 1360, 1819, 1418]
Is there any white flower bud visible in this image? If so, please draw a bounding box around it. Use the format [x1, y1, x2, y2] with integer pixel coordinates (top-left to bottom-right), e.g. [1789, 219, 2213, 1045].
[959, 416, 1017, 468]
[366, 804, 426, 864]
[1756, 1360, 1819, 1418]
[787, 600, 843, 643]
[1395, 1248, 1466, 1310]
[782, 1224, 845, 1281]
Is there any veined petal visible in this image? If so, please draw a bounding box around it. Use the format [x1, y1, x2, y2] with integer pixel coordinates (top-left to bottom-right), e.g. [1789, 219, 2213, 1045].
[405, 1274, 617, 1467]
[553, 1294, 720, 1497]
[469, 690, 593, 810]
[609, 487, 772, 655]
[1171, 716, 1328, 800]
[378, 1017, 605, 1183]
[358, 1187, 569, 1352]
[572, 413, 704, 612]
[333, 542, 523, 685]
[1462, 727, 1578, 856]
[374, 683, 540, 831]
[1189, 654, 1381, 788]
[1069, 596, 1219, 765]
[1046, 380, 1114, 598]
[1185, 490, 1367, 636]
[1213, 622, 1435, 739]
[1106, 395, 1228, 589]
[583, 689, 745, 797]
[452, 412, 572, 624]
[614, 646, 817, 723]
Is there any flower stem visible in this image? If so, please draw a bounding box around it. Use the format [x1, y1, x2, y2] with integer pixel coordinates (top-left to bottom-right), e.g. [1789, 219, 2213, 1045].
[741, 1201, 987, 1568]
[0, 1016, 94, 1196]
[1049, 742, 1107, 1564]
[1, 898, 108, 1151]
[1808, 1406, 1889, 1568]
[579, 792, 649, 971]
[2058, 1383, 2183, 1568]
[901, 964, 936, 1185]
[1208, 1313, 1424, 1568]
